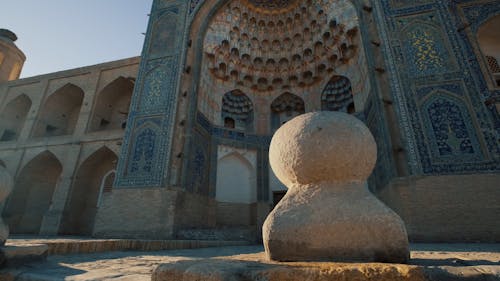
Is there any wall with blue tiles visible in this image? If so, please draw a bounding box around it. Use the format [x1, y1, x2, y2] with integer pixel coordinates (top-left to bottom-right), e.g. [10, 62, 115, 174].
[115, 0, 500, 192]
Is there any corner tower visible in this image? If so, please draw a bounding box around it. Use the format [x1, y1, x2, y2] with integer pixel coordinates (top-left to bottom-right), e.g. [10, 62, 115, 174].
[0, 29, 25, 82]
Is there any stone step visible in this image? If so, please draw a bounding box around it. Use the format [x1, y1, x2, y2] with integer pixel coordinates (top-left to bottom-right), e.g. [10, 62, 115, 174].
[7, 237, 251, 256]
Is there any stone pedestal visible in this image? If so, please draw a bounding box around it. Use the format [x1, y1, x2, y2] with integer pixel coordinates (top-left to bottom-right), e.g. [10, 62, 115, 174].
[263, 111, 409, 263]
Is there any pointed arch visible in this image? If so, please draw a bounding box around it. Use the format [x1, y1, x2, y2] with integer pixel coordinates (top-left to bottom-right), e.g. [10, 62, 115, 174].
[221, 90, 254, 131]
[90, 76, 134, 132]
[59, 146, 118, 235]
[3, 151, 62, 234]
[421, 92, 480, 159]
[216, 151, 256, 204]
[270, 92, 305, 131]
[0, 94, 32, 141]
[321, 75, 355, 113]
[127, 122, 160, 175]
[33, 83, 84, 137]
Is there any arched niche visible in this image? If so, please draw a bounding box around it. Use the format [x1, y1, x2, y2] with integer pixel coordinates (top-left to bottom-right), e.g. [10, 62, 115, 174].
[221, 90, 254, 131]
[0, 94, 31, 141]
[59, 147, 117, 236]
[89, 77, 134, 132]
[33, 84, 84, 137]
[270, 92, 305, 131]
[477, 15, 500, 87]
[321, 75, 355, 113]
[421, 93, 481, 160]
[215, 149, 257, 226]
[3, 151, 62, 234]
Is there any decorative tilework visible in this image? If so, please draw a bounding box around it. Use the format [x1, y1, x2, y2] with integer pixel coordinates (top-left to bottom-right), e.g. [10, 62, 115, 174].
[129, 127, 157, 174]
[403, 23, 450, 77]
[423, 96, 479, 159]
[118, 0, 500, 191]
[186, 132, 210, 195]
[114, 1, 187, 188]
[148, 9, 180, 57]
[139, 58, 179, 112]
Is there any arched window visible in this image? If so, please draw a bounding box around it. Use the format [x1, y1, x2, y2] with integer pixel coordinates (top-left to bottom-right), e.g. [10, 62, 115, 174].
[221, 90, 254, 131]
[477, 15, 500, 87]
[224, 117, 235, 129]
[321, 75, 355, 113]
[270, 92, 305, 131]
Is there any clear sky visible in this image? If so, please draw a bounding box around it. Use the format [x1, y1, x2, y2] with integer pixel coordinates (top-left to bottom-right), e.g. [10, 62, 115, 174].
[0, 1, 153, 78]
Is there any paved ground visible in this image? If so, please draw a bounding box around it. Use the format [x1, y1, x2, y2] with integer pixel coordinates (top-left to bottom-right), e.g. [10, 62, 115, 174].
[2, 244, 500, 281]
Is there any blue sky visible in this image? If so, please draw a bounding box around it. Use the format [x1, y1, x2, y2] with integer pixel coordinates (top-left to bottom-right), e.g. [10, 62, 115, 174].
[0, 1, 153, 78]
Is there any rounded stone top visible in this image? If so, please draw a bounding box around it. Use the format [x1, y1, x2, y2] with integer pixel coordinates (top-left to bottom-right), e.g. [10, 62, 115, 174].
[0, 29, 18, 42]
[269, 111, 377, 187]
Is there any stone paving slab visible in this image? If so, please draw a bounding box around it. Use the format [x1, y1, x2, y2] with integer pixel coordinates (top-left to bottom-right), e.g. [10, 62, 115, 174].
[0, 244, 499, 281]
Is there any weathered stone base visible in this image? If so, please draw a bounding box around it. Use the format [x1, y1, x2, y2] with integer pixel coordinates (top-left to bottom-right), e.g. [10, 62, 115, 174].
[153, 259, 426, 281]
[0, 244, 48, 268]
[264, 183, 409, 263]
[153, 256, 500, 281]
[151, 252, 500, 281]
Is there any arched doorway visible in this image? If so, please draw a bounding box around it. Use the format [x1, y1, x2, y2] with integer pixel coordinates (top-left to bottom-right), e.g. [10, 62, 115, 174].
[3, 151, 62, 234]
[59, 147, 117, 236]
[215, 150, 257, 226]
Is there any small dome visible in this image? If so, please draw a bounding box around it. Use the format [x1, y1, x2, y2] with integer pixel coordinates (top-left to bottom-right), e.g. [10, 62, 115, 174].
[0, 29, 18, 42]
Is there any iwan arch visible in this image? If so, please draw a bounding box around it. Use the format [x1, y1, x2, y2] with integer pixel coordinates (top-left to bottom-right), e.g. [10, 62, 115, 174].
[0, 0, 499, 242]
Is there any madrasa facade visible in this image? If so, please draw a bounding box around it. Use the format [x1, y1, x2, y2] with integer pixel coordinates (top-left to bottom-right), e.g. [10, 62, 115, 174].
[0, 0, 498, 242]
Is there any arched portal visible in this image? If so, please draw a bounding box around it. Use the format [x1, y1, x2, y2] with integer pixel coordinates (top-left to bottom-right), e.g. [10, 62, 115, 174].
[33, 84, 84, 137]
[194, 0, 363, 132]
[89, 77, 134, 132]
[3, 151, 62, 234]
[0, 94, 31, 141]
[59, 147, 117, 236]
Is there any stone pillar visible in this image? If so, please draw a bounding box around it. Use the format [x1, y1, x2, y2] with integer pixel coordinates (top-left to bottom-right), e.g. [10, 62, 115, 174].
[0, 165, 13, 245]
[39, 145, 81, 235]
[263, 111, 409, 263]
